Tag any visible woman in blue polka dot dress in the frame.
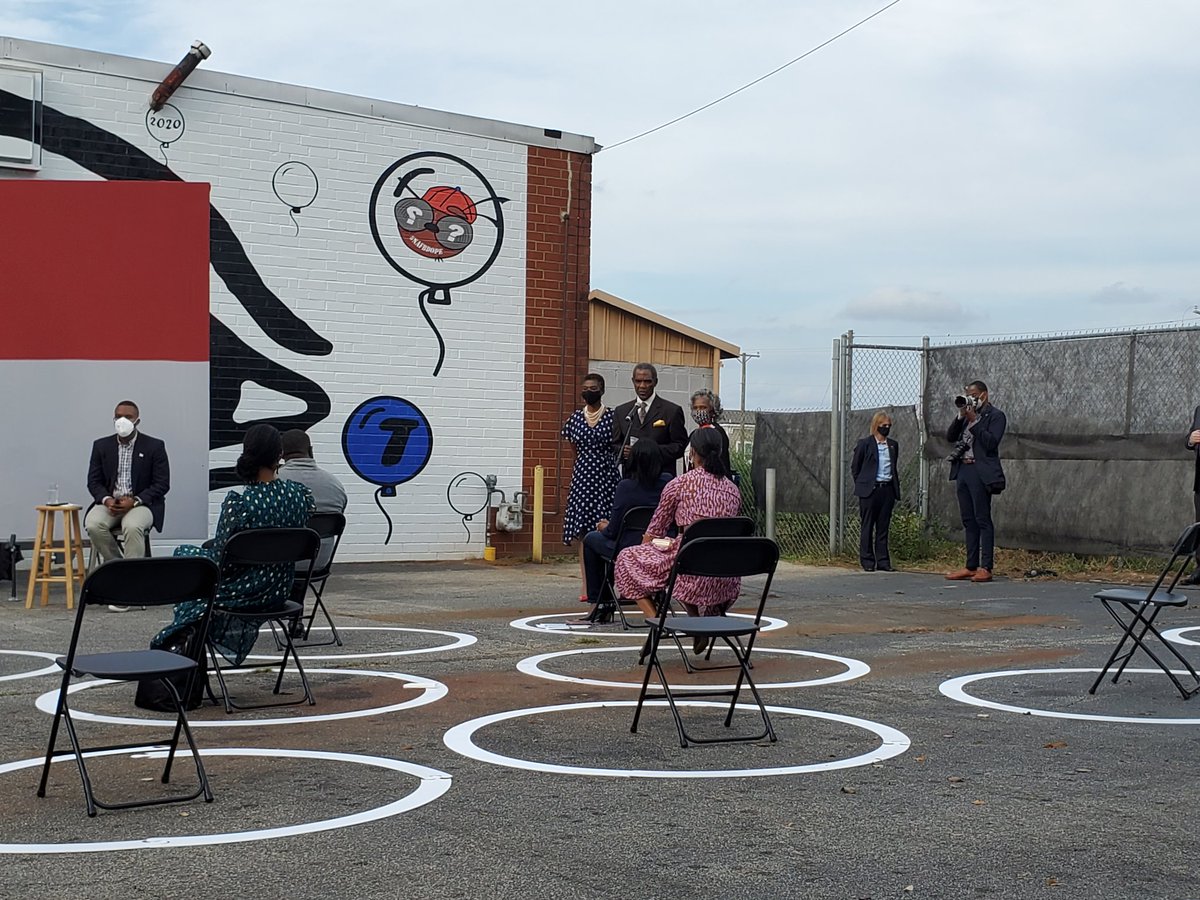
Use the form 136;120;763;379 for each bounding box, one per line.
154;424;315;665
561;373;620;600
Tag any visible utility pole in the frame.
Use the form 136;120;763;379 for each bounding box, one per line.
738;351;760;454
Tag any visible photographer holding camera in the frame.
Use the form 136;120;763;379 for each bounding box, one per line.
944;380;1006;583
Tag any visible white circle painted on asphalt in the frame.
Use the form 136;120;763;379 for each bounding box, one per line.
509;611;788;636
940;668;1200;724
35;669;447;728
516;645;870;690
245;626;476;661
0;650;60;682
0;747;451;854
1162;626;1200;647
442;700;910;778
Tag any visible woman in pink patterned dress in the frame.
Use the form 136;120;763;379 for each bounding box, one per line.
615;428;742;625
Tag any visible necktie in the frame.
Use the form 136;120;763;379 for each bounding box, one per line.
637;402;647;424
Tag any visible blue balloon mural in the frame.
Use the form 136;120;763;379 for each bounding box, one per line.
341;396;433;543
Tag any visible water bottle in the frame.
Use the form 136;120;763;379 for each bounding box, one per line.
47;483;59;505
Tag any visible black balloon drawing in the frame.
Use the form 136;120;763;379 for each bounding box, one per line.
368;152;508;376
341;396;433;544
0;89;334;489
145;103;185;165
272;161;319;235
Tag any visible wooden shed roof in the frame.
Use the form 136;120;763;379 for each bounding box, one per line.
588;289;740;360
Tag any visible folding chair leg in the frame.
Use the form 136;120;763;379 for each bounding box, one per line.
58;703;99;817
723;639;776;741
37;678;69;799
1089;601;1200;699
631;632;662;733
207;642;236;715
162;681;213;803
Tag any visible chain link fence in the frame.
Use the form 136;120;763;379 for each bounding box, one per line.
750;322;1200;559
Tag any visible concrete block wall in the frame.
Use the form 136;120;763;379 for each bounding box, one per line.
0;38;595;561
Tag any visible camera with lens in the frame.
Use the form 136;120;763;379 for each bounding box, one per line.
946;438;971;463
954;394;980;411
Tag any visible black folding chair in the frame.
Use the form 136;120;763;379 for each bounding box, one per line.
207;527;320;714
631;536;780;748
592;506;656;628
1089;523;1200;700
38;557;220;816
278;512;347;647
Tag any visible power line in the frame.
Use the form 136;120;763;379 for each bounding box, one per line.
600;0;904;153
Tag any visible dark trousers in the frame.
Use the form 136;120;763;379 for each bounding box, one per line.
858;484;896;570
955;463;994;570
1193;493;1200;561
582;530;617;604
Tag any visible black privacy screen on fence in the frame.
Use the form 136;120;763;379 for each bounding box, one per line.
750;325;1200;558
927;329;1198;555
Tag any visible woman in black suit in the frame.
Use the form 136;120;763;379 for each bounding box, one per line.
851;411;900;572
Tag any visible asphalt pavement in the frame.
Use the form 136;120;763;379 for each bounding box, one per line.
1;558;1198;899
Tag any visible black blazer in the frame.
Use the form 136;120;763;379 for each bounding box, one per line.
610;395;688;476
87;433;171;532
946;403;1006;486
1187;405;1200;492
851;436;900;500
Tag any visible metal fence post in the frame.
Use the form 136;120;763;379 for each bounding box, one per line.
838;330;853;553
829;337;842;555
918;335;930;522
765;468;776;541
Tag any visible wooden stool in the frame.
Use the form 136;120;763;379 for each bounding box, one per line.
26;504;87;610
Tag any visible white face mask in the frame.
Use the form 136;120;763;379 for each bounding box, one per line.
114;416;136;438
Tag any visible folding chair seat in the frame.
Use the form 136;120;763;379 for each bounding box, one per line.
206;527;321;714
1089;522;1200;700
38;556;220;816
632;536;780;748
283;512;347;647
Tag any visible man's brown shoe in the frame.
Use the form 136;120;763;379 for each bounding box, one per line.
944;568;976;580
970;568;993;583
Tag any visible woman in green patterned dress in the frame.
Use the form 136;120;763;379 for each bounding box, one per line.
154;423;315;665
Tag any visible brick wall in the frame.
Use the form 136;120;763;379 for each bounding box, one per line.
491;147;593;558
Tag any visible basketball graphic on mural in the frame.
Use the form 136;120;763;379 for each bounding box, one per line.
342;395;433;544
394;184;476;259
369;152;508;376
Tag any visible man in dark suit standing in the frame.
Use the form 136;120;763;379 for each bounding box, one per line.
85;400;170;566
1184;410;1200;584
944;380;1006;584
851;411;900;572
610;362;688;478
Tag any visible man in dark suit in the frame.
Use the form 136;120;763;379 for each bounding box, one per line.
610;362;688;477
851;412;900;572
85;400;171;566
944;381;1006;584
1183;410;1200;584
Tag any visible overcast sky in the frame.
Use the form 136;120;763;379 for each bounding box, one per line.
5;0;1199;410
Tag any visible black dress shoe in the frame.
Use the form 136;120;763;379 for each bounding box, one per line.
877;564;893;572
861;565;876;572
1184;570;1200;586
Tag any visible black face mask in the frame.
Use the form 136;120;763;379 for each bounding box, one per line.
581;389;602;405
878;425;891;436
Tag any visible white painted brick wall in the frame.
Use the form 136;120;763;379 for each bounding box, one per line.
2;54;532;562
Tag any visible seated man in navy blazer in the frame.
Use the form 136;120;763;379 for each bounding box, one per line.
610;362;688;478
85;400;171;565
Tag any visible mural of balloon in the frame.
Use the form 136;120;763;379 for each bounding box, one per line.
144;103;186;165
272;161;319;235
368;152;508;376
341;396;433;544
